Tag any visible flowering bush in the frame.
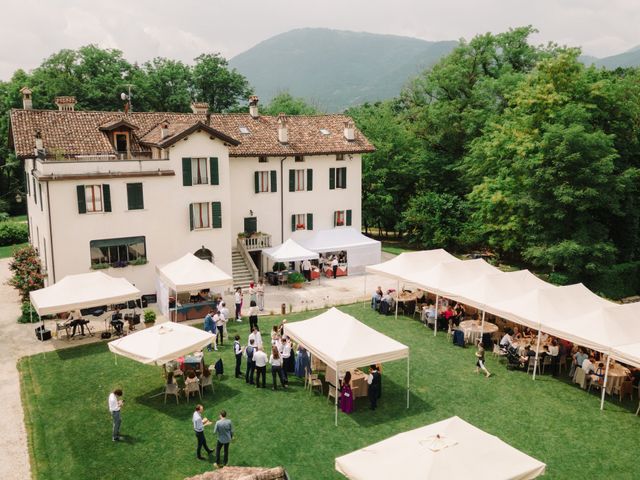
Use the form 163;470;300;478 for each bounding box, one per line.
9;245;45;302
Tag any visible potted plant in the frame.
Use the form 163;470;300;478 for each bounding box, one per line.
143;309;156;328
288;272;305;289
336;221;344;226
296;223;305;230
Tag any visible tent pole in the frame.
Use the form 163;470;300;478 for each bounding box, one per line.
434;295;439;337
600;354;610;411
394;280;399;319
335;367;339;427
363;272;367;308
114;353;117;366
480;310;485;344
533;329;541;380
406;355;410;409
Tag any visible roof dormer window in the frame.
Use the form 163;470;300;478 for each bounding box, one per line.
114;131;130;157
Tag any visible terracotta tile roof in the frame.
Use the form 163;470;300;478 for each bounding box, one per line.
9;109;374;159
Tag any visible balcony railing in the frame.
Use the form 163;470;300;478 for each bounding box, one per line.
40;150;166;162
240;233;272;251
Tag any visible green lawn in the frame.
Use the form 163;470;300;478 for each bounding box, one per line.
0;242;28;259
381;243;414;255
19;305;640;479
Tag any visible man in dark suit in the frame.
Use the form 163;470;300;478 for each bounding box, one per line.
367;365;381;410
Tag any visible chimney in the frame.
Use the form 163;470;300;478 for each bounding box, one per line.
20;87;33;110
160;121;169;140
191;102;209;114
54;96;77;111
277;113;289;144
344;120;355;141
34;130;44;157
249;95;259;119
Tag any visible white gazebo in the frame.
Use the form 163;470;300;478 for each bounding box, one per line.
155;253;233;320
29;271;141;333
284;308;409;425
335;416;546;480
108;322;215;365
263;238;319;281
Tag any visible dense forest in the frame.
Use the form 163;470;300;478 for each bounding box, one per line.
1;26;640;298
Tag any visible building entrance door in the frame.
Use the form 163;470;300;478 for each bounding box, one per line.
244;217;257;235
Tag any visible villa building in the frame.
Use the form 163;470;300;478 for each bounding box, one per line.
9;92;374;294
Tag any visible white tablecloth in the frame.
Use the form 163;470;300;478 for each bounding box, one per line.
459;320;498;345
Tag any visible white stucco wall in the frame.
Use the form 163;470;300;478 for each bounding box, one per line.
28;131;233;294
229;154;362;244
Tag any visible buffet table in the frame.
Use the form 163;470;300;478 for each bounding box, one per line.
175;300;217;322
325;366;369;398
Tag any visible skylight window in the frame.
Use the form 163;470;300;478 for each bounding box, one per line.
320;129;330;135
239;126;250;134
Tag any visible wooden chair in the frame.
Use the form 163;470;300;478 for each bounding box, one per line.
616;380;633;402
557;355;567;375
327;384;337;403
492;344;506;360
527;357;540;376
200;374;214;395
164;383;180;404
184;381;201;402
588;377;603;394
309;374;323;394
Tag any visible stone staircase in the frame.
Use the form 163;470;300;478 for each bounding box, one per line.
232;248;254;289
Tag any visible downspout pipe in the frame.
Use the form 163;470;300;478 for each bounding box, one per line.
280;156;287;244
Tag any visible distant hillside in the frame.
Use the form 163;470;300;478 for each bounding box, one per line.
230;28;457;112
582;45;640;69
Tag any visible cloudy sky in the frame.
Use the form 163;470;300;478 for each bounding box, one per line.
1;0;639;80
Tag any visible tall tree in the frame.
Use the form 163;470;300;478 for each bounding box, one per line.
192;53;253;112
262;92;319;115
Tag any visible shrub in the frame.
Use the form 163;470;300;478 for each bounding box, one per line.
9;245;44;302
586;261;640;300
0;212;9;222
144;309;156;323
0;221;29;246
287;272;305;284
18;301;39;323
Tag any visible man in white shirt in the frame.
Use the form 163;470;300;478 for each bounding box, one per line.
331;256;339;279
302;258;311;282
192;404;213;460
499;332;513;350
253;347;268;388
219;302;230;341
214;311;225;347
582;356;596;376
108;389;123;441
234;288;243;321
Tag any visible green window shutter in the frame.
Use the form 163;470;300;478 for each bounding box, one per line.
346;209;352;226
33;178;36;203
307;169;313;191
212;202;222;228
182;157;192;186
270;170;277;193
289;169;295;192
102;184;111;212
189;204;194;231
25;171;30;195
342;167;347;188
76;185;86;214
38;183;43;211
209;157;219;185
307;213;313;231
329;167;335;190
127;183;144;210
254;172;260;193
291;214;296;232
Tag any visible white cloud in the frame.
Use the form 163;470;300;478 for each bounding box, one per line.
0;0;638;80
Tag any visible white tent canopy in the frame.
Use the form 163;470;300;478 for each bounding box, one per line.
156;253;233;292
448;270;552;313
284;308;409;425
366;249;458;282
284;308;409;372
29;271;141;316
108;322;215;365
263;238;319;263
406;259;501;297
335;416;546;480
294;227;381;274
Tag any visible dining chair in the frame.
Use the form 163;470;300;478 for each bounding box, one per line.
184;381;201;402
527;357;540;376
327;385;337;404
200;375;214;395
164;383;180;405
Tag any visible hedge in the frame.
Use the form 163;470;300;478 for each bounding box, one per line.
0;221;29;246
586;261;640;300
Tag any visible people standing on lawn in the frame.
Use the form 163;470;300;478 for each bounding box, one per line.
214;309;226;347
245;338;256;385
256;278;265;311
204;309;216;352
281;336;294;382
475;339;491;378
213;410;234;468
234;287;243;322
294;345;310;378
367;365;381;410
108;388;124;441
233;335;243;378
253;346;268;388
193;404;213;460
271;325;279;345
254;325;263;350
269;345;287;390
340;371;354;413
248;300;259;332
219;302;230;343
